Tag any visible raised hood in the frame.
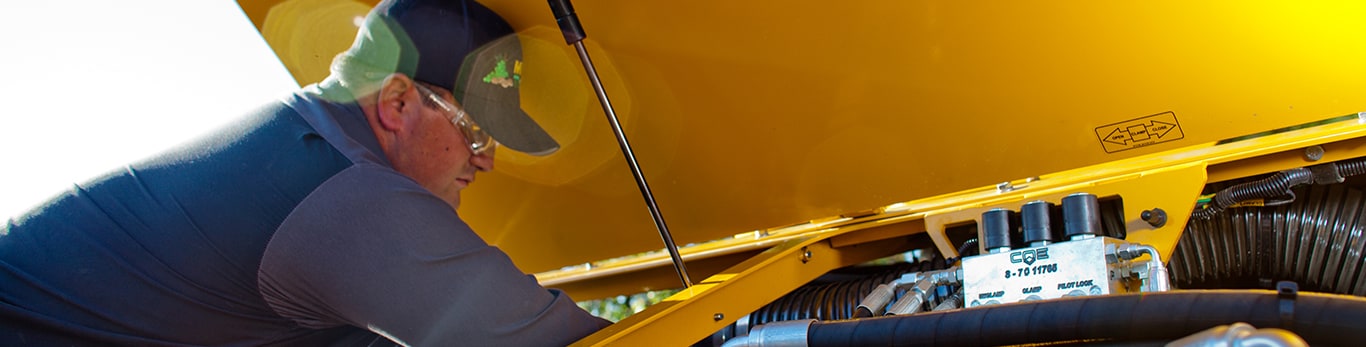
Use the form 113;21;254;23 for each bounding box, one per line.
237;0;1366;274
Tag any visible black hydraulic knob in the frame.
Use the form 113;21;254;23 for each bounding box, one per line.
1062;193;1102;239
981;208;1013;253
1021;200;1054;245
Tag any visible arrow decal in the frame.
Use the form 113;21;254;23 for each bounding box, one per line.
1104;128;1131;145
1094;112;1185;153
1150;120;1176;138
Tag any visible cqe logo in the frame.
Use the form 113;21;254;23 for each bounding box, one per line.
1010;248;1050;266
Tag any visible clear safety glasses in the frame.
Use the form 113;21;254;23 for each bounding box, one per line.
414;83;496;156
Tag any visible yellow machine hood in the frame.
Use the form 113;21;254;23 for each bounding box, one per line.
237;0;1366;275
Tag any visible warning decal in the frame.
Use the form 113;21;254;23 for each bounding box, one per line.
1095;111;1184;153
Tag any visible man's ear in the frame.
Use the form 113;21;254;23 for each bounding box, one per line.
376;74;415;131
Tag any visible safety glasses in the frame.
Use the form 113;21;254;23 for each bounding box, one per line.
414;83;496;156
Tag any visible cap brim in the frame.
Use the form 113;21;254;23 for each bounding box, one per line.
464;94;560;156
456;34;560;156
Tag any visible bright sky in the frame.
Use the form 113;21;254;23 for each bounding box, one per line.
0;1;300;219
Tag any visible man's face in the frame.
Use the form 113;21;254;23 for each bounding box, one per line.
391;82;495;208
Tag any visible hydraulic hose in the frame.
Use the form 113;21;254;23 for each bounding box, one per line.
747;261;941;326
802;290;1366;346
954;238;979;259
1193;157;1366;220
1171;184;1366;295
1338;159;1366;177
1175;157;1366;293
1193;168;1313;220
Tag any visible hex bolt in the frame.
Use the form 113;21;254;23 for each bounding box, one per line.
1305;145;1325;162
800;248;812;263
713;313;724;321
996;181;1016;193
1141;208;1168;228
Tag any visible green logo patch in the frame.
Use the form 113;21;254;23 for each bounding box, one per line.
482;57;522;88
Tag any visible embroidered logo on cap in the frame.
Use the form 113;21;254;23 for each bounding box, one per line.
483;57;522;88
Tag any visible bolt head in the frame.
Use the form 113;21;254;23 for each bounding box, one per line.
1142;208;1168;227
1305;146;1325;161
996;182;1014;192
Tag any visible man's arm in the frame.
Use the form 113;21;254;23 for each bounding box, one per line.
258;164;609;346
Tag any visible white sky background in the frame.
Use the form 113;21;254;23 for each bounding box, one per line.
0;1;300;219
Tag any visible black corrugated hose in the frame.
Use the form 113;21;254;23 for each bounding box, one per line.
805;289;1366;346
1173;157;1366;294
1193;157;1366;220
1192;168;1313;220
1171;184;1366;294
1339;158;1366;177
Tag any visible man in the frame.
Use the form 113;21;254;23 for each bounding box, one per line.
0;0;610;345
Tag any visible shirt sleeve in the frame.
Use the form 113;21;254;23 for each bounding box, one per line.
258;164;610;346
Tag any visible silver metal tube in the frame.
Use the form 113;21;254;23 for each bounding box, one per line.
721;319;814;347
855;284;895;316
572;41;691;288
1239;331;1312;347
885;278;934;315
1138;245;1171;292
932;290;963;311
1165;322;1307;347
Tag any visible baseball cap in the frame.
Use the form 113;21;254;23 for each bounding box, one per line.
343;0;559;155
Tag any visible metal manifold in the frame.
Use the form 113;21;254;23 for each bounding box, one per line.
964;193;1170;307
722;192;1181;347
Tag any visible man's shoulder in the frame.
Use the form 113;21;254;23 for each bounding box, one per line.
312;164;426;201
284;164;454;226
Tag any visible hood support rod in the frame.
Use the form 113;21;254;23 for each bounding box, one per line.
548;0;692;289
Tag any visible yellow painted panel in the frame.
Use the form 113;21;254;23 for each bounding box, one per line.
239;0;1366;273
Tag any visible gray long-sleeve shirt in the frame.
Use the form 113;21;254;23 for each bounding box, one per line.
0;80;609;346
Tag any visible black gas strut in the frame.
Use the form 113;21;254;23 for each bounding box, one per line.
548;0;692;289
